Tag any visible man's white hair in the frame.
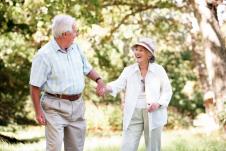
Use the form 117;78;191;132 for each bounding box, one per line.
52;14;76;38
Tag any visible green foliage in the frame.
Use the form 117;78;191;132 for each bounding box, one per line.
0;32;35;125
107;105;122;131
0;0;206;126
167;107;192;129
85;103;122;134
157;50;204;117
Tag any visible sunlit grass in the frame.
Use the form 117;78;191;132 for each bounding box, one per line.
161;129;226;151
0;126;226;151
0;140;46;151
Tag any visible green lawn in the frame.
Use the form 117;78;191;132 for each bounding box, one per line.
0;126;225;151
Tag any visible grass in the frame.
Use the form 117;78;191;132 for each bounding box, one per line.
0;126;226;151
161;129;226;151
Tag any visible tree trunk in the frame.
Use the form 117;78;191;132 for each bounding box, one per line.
191;33;210;92
191;0;226;112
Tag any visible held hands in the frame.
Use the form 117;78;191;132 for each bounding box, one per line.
96;81;112;97
96;79;106;96
147;103;161;112
96;85;106;96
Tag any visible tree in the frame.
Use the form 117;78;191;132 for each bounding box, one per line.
0;0;205;126
189;0;226;113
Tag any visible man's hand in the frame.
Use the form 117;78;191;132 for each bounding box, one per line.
30;85;46;125
86;70;107;96
147;103;161;112
96;79;106;96
36;110;46;125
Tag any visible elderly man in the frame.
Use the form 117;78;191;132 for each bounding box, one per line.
29;14;104;151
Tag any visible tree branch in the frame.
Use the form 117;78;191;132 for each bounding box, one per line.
102;5;157;42
102;1;148;8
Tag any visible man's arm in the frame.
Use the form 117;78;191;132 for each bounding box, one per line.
86;69;105;96
30;85;46;125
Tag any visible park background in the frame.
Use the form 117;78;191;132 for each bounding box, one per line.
0;0;226;150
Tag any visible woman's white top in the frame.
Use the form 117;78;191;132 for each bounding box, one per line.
108;63;172;131
136;78;147;108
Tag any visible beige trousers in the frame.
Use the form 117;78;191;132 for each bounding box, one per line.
121;108;162;151
41;94;86;151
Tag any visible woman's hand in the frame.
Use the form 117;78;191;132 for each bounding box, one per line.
147;103;161;112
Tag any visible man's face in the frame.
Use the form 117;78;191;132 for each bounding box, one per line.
63;24;78;48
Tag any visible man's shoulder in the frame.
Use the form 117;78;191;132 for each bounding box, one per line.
71;43;79;49
38;41;53;54
32;41;54;62
71;43;83;54
35;41;56;59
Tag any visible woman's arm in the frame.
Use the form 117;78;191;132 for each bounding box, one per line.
107;68;128;97
158;66;173;107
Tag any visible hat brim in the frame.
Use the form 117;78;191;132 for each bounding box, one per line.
132;42;155;56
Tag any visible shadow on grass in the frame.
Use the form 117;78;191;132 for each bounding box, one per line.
0;133;44;144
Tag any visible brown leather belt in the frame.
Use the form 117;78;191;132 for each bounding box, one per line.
46;92;81;101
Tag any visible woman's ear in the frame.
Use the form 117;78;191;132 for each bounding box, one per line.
148;52;152;58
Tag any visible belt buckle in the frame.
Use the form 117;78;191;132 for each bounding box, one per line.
59;94;63;99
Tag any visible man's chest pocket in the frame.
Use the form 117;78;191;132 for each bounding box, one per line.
71;56;84;73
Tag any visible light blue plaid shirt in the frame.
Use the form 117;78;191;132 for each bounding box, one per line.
29;38;92;95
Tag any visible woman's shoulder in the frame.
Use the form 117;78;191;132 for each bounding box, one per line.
150;63;167;74
124;63;138;71
151;63;164;69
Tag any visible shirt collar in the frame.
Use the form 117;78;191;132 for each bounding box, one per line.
148;63;155;72
51;38;62;52
51;38;72;53
134;63;155;73
134;63;139;72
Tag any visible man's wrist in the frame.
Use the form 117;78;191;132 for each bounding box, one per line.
95;77;101;83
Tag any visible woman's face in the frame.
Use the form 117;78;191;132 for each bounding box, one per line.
133;45;152;64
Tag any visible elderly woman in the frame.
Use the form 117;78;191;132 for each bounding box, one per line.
105;38;172;151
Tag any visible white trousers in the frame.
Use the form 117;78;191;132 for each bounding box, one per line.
41;94;86;151
121;108;162;151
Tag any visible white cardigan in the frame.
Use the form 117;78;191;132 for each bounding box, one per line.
108;63;172;131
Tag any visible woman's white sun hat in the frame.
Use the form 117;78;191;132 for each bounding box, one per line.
131;37;156;56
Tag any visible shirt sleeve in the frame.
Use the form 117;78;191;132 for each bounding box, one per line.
29;53;50;88
108;68;127;97
76;44;92;75
158;66;173;107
